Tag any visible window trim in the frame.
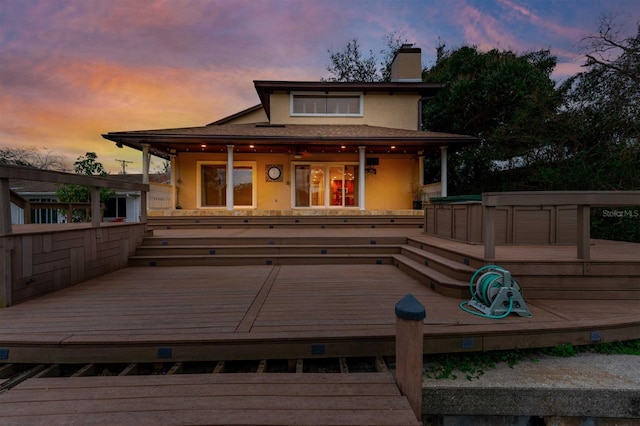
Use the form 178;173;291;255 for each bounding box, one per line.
290;91;364;117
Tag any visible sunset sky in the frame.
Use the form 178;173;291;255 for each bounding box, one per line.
1;0;638;174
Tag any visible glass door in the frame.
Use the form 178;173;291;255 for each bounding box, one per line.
329;166;343;206
294;163;358;208
199;162;255;208
311;166;326;207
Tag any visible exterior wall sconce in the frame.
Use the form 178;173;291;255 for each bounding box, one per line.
365;157;379;174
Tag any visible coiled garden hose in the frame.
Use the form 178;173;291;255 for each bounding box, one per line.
459;264;519;319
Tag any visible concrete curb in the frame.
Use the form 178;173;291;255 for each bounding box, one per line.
422;353;640;419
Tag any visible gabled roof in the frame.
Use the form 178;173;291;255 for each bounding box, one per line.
253;80;444;119
207;104;263;125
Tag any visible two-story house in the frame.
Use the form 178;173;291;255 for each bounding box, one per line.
103;45;477;215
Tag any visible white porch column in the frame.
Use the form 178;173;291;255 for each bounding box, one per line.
358;146;366;211
141;144;150;185
440;146;448;198
226;145;234;210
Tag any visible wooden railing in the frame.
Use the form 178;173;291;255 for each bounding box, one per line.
9;192;97;225
0;164;149;236
483;191;640;260
1;164;150;307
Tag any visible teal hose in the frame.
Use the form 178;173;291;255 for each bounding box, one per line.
460;264;515;319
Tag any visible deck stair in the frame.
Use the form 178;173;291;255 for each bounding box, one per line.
130;231;475;299
147;215;424;230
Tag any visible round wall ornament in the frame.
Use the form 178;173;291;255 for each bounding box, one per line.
266;164;283;182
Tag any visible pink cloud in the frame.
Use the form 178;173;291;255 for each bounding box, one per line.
497;0;587;42
449;2;525;52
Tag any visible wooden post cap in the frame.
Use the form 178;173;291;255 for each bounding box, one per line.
395;294;426;321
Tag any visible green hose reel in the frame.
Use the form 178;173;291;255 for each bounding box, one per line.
459;265;532;319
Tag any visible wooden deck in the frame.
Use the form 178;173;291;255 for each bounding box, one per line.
0;372;420;425
0;252;637;363
0;224;638;425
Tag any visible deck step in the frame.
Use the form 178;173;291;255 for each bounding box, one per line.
139;236;409;246
147;215;424;230
400;245;476;282
406;237;485;269
129;253;397;267
392;254;470;299
134;244;400;257
131;234;475;299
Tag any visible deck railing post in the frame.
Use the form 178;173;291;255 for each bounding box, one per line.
0;178;12;236
577;204;590;260
395;294;426;421
483;205;496;259
91;187;101;228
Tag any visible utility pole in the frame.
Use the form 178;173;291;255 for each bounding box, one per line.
115;159;133;175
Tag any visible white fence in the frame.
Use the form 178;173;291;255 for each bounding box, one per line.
149;182;172;209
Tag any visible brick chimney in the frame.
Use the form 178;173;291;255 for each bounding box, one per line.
390;44;422;82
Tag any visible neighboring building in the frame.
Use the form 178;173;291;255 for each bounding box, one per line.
9;174;162;224
103;45;478;214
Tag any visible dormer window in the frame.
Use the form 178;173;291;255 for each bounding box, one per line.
291;92;363;116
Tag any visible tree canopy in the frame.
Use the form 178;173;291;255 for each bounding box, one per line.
324;32;408;82
422;46;562;193
328;19;639;240
552;16;640;191
0;146;68;170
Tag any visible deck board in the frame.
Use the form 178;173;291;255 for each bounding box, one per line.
0;372;420;426
0;264;637;360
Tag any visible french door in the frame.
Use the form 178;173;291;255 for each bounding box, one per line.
294;164;358;208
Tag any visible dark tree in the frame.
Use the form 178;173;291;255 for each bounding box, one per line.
422;46;561;194
324;32;409;82
0;146;68;170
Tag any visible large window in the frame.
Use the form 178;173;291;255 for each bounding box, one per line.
294;163;358;208
198;162;256;208
291;93;362;116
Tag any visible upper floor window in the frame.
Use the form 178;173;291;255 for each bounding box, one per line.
291;92;362;116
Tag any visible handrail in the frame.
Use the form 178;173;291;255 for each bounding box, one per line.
483;191;640;207
482;191;640;260
1;164;149;236
0;164;148;191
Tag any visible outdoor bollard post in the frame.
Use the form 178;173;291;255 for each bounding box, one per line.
395;293;426;421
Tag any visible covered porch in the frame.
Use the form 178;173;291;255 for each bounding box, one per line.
105;124;475;214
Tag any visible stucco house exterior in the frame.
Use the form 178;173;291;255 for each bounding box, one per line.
103;45;478;215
